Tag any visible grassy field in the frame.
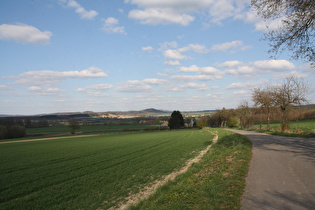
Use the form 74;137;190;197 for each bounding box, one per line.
26;124;160;135
0;129;216;209
132;129;252;209
252;119;315;138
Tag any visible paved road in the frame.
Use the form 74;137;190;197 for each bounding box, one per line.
225;129;315;210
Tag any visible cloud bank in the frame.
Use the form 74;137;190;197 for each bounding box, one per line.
0;23;52;44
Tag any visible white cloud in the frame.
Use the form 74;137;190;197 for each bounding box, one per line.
125;0;249;26
61;0;98;20
28;86;63;96
179;44;209;53
128;8;195;26
237;9;284;32
143;78;168;85
233;90;249;95
172;64;225;82
225;82;256;89
220;59;295;78
211;40;251;52
89;84;113;90
272;71;309;81
162;43;209;63
179;65;223;75
13;67;108;86
185;82;209;90
218;60;244;68
0;85;12;90
165;82;209;92
171;75;216;81
164;49;187;60
0;23;52;44
208;0;235;24
116;80;152;92
253;60;295;70
102;17;127;35
125;0;211;12
159;41;178;51
142;46;153;53
164;60;181;66
83;84;114;91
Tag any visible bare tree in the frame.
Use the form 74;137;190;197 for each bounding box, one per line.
251;0;315;64
237;100;254;129
252;87;273;130
271;74;310;132
69;119;80;134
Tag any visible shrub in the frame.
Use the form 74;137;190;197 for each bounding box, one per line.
0;125;8;139
8;125;26;138
228;117;240;128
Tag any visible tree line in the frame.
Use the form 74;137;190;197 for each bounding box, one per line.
0;118;50;139
197;75;312;132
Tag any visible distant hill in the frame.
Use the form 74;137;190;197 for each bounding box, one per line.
142;108;171;113
0;108;217;119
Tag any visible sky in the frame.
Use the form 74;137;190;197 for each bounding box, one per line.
0;0;314;115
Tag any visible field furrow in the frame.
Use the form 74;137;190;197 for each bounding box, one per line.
0;129;214;209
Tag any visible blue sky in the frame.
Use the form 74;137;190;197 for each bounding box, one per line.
0;0;314;115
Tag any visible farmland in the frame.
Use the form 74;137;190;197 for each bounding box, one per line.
1;129;217;209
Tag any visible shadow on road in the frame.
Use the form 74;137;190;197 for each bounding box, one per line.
246;190;315;209
244;132;315;164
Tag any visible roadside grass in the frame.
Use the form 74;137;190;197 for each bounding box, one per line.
131;129;252;209
249;119;315;138
0;129;214;209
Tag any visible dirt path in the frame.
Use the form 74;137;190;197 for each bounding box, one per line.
113;130;218;210
0;134;100;144
225;129;315;210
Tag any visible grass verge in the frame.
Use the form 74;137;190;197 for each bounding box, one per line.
131;128;252;209
244;119;315;138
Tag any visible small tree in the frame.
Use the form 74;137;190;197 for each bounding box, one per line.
271;75;310;132
252;87;273;130
237;100;254;129
168;110;185;129
69;119;80;134
196;116;209;129
227;116;240;128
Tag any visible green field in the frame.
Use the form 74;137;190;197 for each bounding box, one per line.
26;124;160;135
0;129;215;209
253;119;315;137
133;129;251;209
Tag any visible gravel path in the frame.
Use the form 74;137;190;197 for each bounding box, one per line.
226;129;315;210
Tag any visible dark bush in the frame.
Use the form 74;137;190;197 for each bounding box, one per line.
0;125;8;139
8;125;26;138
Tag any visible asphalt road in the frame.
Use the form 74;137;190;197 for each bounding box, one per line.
225;129;315;210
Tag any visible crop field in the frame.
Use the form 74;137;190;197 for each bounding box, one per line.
0;129;214;209
26;124;160;135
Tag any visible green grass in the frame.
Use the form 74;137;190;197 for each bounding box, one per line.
26;124;160;135
131;129;252;209
252;119;315;138
0;129;214;209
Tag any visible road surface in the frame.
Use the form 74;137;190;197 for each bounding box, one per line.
226;129;315;210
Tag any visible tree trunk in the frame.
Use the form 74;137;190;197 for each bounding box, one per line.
267;108;270;131
260;112;262;130
281;109;286;132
